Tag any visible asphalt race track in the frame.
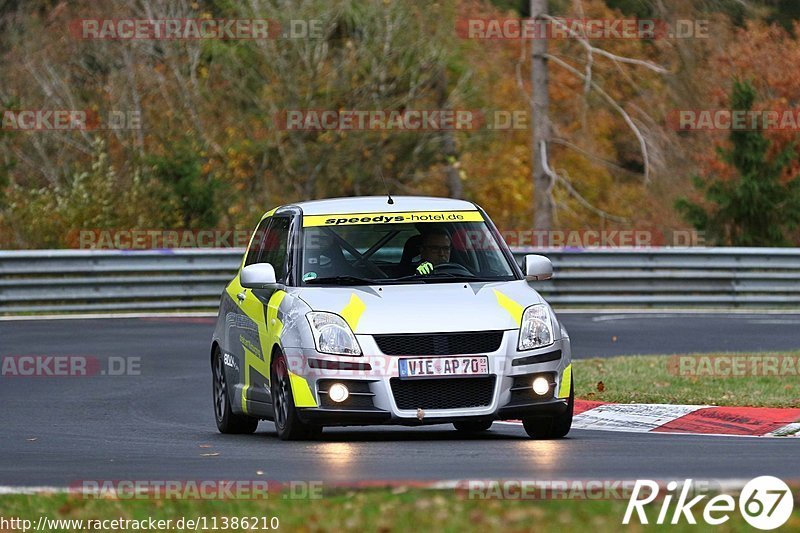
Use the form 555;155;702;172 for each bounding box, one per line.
561;312;800;357
1;313;799;487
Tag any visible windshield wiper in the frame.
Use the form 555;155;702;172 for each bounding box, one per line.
421;274;505;283
304;275;376;285
385;272;506;283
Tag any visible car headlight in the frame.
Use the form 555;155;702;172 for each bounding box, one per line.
306;312;362;356
518;304;554;351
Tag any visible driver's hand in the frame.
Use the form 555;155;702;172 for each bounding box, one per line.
416;261;433;275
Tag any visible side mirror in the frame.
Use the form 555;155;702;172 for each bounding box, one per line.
240;263;278;289
523;254;553;281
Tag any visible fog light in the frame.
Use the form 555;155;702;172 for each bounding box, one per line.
328;383;349;403
532;377;550;396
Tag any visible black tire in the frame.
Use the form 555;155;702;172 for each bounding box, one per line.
212;348;258;434
453;420;493;433
522;380;574;439
271;352;323;441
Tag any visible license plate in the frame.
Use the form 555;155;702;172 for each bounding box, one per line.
398;356;489;379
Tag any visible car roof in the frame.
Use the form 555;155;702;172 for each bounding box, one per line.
277;196;479;216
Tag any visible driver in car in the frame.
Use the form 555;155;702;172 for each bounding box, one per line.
416;229;452;275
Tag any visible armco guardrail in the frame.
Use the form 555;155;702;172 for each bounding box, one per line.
1;248;799;314
522;247;800;307
0;249;239;314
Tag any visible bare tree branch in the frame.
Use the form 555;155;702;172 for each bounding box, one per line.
541;140;628;223
550;137;642;176
541;14;670;74
546;53;653;184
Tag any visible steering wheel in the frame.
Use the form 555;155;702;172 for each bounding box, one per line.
431;262;473;276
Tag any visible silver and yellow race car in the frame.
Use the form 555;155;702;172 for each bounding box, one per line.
210;196;573;440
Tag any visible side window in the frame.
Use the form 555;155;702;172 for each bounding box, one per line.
260;216;291;282
244;218;270;267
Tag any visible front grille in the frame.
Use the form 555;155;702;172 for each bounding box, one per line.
374;331;504;356
390;376;496;410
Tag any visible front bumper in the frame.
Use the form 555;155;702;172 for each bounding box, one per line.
297;398;568;426
284;332;572;426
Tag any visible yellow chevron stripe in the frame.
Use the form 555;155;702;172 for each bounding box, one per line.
493;289;524;327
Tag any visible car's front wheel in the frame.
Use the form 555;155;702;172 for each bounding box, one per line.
522;381;574;439
271;352;322;441
213;348;258;434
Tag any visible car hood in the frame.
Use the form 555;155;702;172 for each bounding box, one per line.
294;280;546;334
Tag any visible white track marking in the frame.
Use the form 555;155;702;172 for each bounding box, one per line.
571;403;708;432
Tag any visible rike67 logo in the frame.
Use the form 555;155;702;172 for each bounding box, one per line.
623;477;794;530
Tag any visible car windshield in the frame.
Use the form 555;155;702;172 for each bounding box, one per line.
299;213;516;285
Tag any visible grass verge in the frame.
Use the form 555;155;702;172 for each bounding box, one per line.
573;352;800;407
1;489;799;532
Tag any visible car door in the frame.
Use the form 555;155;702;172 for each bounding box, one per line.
228;214;292;413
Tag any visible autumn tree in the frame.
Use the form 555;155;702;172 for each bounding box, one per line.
676;80;800;246
3;0;800;247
